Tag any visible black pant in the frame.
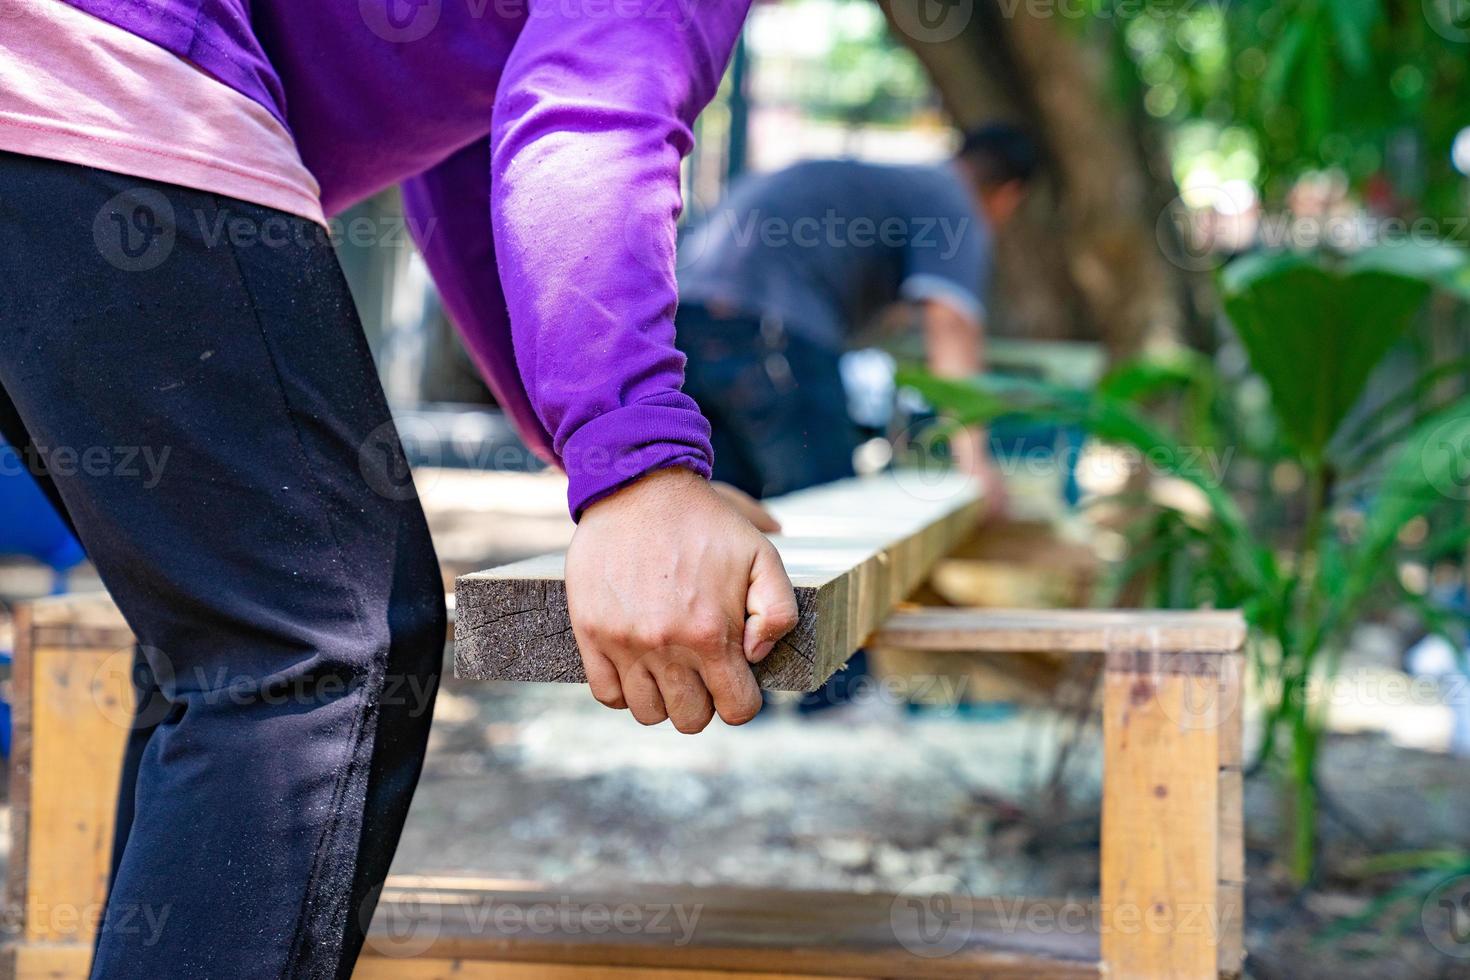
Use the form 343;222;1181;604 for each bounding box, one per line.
0;153;444;978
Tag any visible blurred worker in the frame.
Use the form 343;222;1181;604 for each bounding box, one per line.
677;125;1038;511
0;1;789;976
675;127;1036;713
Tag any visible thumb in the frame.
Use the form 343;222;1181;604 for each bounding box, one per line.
743;541;799;663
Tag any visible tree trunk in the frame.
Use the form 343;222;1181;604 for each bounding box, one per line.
877;0;1201;358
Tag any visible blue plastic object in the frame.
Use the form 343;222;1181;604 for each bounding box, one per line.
0;439;85;758
989;418;1087;508
0;440;85;590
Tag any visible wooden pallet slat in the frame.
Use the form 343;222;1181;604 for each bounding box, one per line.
364;878;1100;980
454;474;984;691
874;608;1247;655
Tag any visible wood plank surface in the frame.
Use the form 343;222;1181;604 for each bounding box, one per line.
454;474;983;691
875;608;1246;655
358;960;853;980
364;877;1100;980
8;601;133;949
3;945;863;980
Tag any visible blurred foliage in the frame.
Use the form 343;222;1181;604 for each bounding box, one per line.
901;241;1470;881
1094;0;1470;222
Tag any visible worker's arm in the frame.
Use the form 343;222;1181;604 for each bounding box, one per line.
407;0;796;733
922;297;983;379
920;299;1007;516
897;177;1004;514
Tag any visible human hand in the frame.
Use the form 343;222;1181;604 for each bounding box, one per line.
564;467;800;732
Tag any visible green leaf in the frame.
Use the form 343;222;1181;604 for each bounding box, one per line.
1337;395;1470;611
1317;867;1463;945
1262;16;1309;111
1300;28;1331;149
1338;356;1470;454
1099;351;1222;448
1419;521;1470;563
1218;247;1463;460
1345;240;1470;287
893;370;1022;424
1097;352;1209;403
1327;0;1378;76
1352;850;1470;877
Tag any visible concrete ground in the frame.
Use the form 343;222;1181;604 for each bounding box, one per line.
393;678;1103;896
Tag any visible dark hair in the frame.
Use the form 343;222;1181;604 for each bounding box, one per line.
958;123;1040;186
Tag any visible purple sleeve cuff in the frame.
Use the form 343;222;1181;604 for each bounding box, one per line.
562;399;714;519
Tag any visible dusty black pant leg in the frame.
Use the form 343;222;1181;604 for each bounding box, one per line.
0;387;159;908
0;385;156;923
0;154;444;979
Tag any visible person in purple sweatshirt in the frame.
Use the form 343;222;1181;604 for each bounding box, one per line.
0;0;796;975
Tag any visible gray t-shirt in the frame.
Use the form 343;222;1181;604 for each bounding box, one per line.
677;159;989;350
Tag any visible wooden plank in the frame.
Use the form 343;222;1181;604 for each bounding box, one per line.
22;592;131;652
1216;652;1247;978
1214;881;1245;980
4;944;92;980
454;475;982;691
1217;769;1244;888
9;603;132;949
2;877;1102;980
1099;647;1242;979
0;944;863;980
357;960;851;980
20;593;128;631
4;944;857;980
874;608;1247;655
6;603;34;941
365;878;1101;979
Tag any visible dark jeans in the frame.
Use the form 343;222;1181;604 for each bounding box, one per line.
0;153;444;978
677;303;866;711
676;303;858;499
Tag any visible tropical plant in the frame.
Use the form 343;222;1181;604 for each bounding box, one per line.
900;242;1470;881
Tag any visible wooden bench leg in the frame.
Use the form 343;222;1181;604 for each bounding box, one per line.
1100;639;1244;979
5;599;134;977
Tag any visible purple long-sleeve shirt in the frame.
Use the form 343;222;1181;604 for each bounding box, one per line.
68;0;745;517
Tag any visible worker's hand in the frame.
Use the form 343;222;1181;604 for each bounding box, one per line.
710;481;782;534
950;425;1008;522
565;467;800;733
973;452;1010;523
